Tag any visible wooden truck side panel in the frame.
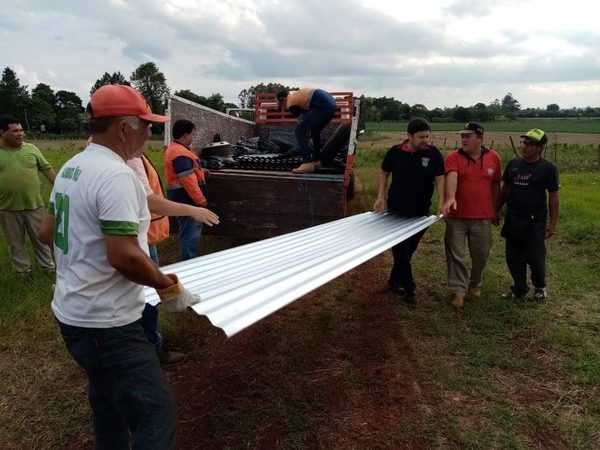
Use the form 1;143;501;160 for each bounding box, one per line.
207;170;345;239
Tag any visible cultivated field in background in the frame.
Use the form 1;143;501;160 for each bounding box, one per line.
367;119;600;134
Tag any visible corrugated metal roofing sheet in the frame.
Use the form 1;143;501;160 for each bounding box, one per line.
144;212;441;337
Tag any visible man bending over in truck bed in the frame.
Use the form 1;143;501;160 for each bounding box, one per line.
277;88;337;174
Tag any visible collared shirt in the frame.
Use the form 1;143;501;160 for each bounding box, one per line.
381;140;444;217
444;147;502;219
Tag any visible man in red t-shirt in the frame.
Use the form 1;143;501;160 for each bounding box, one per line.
442;122;501;308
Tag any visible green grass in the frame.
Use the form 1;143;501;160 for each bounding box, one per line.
367;119;600;133
1;137;599;448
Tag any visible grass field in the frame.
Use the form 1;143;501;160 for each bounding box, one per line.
1;136;599;448
367;119;600;133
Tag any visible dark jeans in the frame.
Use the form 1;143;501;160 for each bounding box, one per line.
177;215;202;261
295;106;336;163
505;224;546;296
389;229;427;295
141;303;162;350
58;320;176;450
143;244;162;350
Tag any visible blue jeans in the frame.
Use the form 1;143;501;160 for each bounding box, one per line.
57;319;176;449
178;215;202;261
148;244;159;265
141;303;162;350
295;106;336;163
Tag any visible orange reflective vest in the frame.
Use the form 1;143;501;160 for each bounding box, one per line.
142;154;170;245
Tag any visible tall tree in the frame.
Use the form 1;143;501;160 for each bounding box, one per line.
54;90;84;133
0;67;29;125
501;93;520;119
130;62;169;115
32;83;55;105
238;82;297;109
28;83;57;131
90;71;130;96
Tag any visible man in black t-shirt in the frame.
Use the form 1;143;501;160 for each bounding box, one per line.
374;118;445;304
496;128;560;301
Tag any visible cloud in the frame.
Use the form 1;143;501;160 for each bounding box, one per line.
442;0;494;17
3;0;599;109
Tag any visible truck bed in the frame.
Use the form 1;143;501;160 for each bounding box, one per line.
207;169;346;239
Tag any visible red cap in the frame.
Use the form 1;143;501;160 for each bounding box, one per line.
88;84;169;123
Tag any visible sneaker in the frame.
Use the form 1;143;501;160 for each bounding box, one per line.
501;290;524;300
291;162;315;174
532;288;547;302
158;350;186;365
468;286;481;298
451;294;465;308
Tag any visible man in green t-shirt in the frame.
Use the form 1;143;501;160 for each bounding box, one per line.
0;115;56;274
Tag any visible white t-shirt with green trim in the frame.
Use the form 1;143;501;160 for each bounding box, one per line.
49;144;150;328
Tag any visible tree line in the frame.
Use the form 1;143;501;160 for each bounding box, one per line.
1;61;598;136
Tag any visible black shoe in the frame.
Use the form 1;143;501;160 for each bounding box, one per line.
403;293;417;305
387;280;406;297
501;289;524;300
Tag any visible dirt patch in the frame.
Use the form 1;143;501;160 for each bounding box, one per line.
525;426;570;450
168;254;442;449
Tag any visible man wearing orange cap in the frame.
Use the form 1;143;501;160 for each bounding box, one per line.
40;84;199;448
496;128;559;301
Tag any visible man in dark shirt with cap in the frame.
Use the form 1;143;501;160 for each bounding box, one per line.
496;128;559;301
374;118;445;304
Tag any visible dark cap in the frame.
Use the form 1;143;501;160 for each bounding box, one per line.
459;121;484;134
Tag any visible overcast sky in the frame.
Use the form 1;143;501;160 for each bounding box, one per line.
2;0;599;109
